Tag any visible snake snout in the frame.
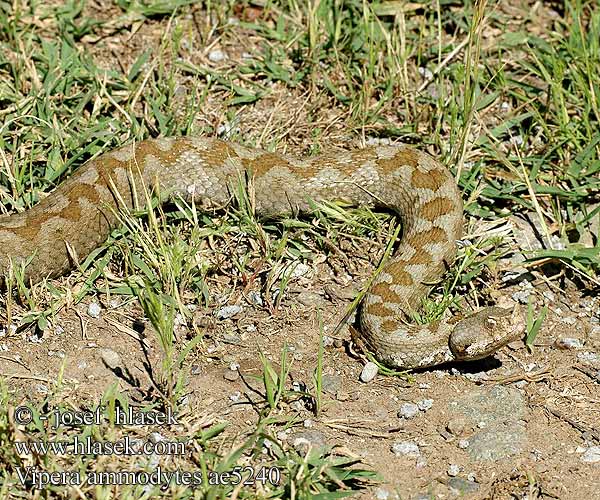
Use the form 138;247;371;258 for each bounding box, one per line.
449;306;525;361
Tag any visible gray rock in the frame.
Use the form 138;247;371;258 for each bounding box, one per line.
321;374;342;395
248;291;263;306
447;477;479;494
398;403;419;419
391;441;420;458
292;430;327;456
466;423;526;460
291;263;311;278
578;352;599;364
555;337;584;350
297;291;324;307
417;399;434;411
581;446;600;463
448;386;527;461
221;332;243;345
217;305;243;320
448;385;526;425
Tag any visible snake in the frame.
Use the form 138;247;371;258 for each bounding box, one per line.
0;137;523;369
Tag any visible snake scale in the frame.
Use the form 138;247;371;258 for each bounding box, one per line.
0;137;523;369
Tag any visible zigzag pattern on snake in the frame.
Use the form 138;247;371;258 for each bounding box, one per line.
0;137;523;369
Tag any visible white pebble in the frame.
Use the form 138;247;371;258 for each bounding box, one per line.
291;263;310;278
229;391;242;402
360;362;378;382
458;439;470;449
555;337;584;350
391;441;421;457
208;49;226;62
447;464;460;476
87;302;101;318
418;67;433;79
417;399;434;411
581;446;600;463
398;403;419;419
217;305;243;320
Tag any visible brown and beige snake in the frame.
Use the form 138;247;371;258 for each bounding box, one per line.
0;137;523;369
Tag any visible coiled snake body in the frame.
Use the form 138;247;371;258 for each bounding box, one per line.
0;138;522;369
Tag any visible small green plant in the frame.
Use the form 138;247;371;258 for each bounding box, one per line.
525;300;547;352
259;347;291;414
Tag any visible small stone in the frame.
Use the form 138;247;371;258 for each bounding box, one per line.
36;384;49;394
448;477;479;494
229;391;242;402
221;332;242;344
276;430;290;442
336;390;350;402
208;49;226;62
174;313;186;327
322;335;334;347
391;441;420;458
100;349;121;369
581;446;600;463
321;374;342;395
577;352;599;363
291;263;311;278
375;488;391;500
398;403;419;419
248;291;263;306
458;439;470;449
447;417;468;436
418;66;433;79
87;302;101;318
360;362;378;382
292;430;326;455
148;432;164;444
223;368;239;381
555;337;584;350
417;399;434;411
217;305;243;320
297;291;323;307
440;429;453;441
512;289;532;304
190;364;201;375
447;464;460;477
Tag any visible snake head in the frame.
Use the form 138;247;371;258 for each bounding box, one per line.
449;306;525;361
